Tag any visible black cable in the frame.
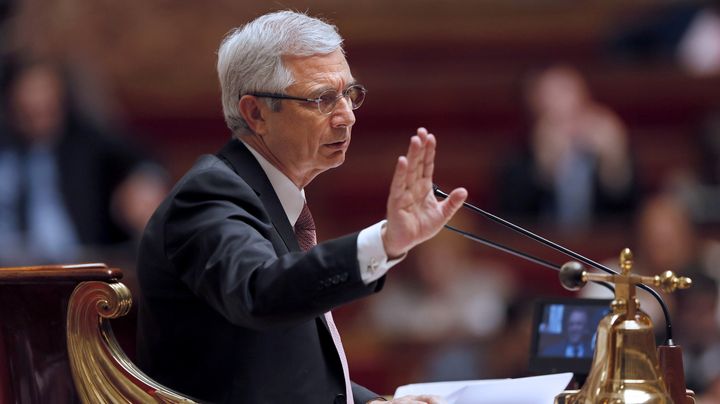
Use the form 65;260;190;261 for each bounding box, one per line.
435;185;673;343
444;224;615;293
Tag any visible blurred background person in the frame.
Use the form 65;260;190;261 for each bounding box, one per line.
676;1;720;77
499;65;638;230
635;193;720;399
0;58;168;266
0;0;14;101
609;0;720;77
581;194;704;330
664;111;720;225
674;272;720;402
635;194;706;278
364;225;514;383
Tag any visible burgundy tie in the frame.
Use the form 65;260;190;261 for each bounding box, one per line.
293;203;353;403
294;203;317;252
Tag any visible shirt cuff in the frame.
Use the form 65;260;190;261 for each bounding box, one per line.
357;220;406;284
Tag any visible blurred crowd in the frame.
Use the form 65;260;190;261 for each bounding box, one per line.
2;1;720;402
354;60;720;402
0;57;168;267
354;3;720;398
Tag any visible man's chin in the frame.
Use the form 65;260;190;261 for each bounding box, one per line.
323;152;345;171
328;153;346;169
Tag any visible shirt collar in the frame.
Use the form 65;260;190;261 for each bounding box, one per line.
241;139;305;226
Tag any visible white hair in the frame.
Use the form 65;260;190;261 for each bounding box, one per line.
217;10;344;134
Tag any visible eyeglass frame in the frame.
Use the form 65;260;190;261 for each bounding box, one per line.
243;84;367;115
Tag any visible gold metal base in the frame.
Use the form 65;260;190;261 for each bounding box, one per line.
67;281;196;403
555;249;693;404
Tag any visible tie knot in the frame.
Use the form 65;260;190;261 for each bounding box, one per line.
294;203;316;251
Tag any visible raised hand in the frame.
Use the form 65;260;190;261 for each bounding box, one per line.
382;128;468;258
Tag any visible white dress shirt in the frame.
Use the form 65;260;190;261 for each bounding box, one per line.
243;141;402;284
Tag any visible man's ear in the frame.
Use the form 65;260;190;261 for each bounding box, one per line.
238;95;268;135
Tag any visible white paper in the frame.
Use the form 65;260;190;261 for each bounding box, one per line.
394;372;573;404
394;379;503;398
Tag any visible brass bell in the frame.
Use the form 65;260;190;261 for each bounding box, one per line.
556;248;692;404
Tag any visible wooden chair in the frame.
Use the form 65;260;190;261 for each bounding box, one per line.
0;263;196;403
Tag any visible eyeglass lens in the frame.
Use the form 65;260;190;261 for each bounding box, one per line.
317;85;366;114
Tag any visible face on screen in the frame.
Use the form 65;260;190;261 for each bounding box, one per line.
566;309;590;345
530;299;612;374
537;303;609;359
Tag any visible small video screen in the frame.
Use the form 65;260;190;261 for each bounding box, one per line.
529;298;611;375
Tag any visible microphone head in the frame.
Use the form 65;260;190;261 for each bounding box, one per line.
560;261;587;291
432;184;448;198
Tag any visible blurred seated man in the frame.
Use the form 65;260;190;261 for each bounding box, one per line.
674;272;720;398
499;65;637;229
580;193;713;346
136;10;466;404
635;194;705;277
0;59;167;265
366;229;513;381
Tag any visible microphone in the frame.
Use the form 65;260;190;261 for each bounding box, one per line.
433;184;675;344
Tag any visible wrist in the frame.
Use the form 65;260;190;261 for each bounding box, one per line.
380;222;406;259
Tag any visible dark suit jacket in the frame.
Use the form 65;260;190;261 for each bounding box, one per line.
498;146;638;223
0;119;147;247
137;139;383;403
55;120;147;245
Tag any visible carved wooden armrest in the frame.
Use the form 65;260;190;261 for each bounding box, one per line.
67;281;197;403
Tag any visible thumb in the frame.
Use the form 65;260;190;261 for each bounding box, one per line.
440;187;468;219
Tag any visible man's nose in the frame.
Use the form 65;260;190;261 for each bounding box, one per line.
331;96;355;127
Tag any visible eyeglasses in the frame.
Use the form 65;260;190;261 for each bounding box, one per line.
246;84;367;115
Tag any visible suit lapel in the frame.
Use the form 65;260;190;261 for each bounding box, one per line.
217;139;301;253
217;140;332;331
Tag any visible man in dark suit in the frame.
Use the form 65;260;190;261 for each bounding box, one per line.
543;308;594;358
136;10;467;404
0;59;166;265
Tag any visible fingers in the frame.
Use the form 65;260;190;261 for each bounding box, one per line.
422;133;436;180
389;156;409;198
397;128;429;194
440;187;468;219
409;128;435;200
415;395;447;404
391;127;438;201
391;394;447;404
408;129;426;186
415;128;435;183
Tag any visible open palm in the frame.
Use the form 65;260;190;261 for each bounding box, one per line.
382;128;467;258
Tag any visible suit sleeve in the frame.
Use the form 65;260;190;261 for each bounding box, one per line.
353;382;385;403
162;166;381;330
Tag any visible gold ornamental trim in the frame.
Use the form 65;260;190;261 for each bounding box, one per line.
67;281;196;403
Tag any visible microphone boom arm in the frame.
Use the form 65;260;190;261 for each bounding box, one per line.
444;224;615;293
433;184;675;343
